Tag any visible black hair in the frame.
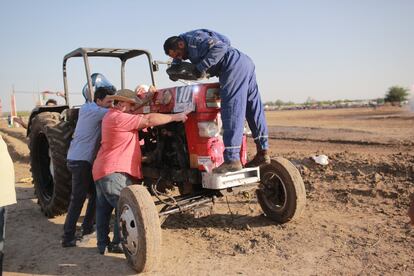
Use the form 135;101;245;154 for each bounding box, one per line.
45;99;57;105
94;86;116;102
163;36;183;55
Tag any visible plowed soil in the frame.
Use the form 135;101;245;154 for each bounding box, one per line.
1;106;413;275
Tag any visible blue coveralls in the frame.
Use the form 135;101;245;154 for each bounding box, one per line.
179;29;269;162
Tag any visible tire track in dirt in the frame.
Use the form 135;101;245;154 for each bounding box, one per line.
266;124;414;147
268;135;394;146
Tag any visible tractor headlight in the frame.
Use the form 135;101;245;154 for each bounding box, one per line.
198;121;220;137
206;88;221;108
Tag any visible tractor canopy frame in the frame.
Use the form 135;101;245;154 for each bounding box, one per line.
62;47;158;106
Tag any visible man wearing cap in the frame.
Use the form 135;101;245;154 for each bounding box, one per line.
92;89;189;255
163;29;270;173
61;86;115;248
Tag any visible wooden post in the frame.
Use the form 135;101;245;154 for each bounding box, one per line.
10;86;19;127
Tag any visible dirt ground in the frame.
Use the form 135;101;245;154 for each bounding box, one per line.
1;106;413;275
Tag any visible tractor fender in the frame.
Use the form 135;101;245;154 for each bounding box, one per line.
26;105;69;136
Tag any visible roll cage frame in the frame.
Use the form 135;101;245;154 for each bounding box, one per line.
62;47;158;105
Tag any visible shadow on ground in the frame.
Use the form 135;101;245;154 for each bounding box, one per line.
3;186;136;276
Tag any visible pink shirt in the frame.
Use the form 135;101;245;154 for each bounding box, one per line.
92;109;143;181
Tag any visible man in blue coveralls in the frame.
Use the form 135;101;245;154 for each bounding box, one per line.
164;29;270;173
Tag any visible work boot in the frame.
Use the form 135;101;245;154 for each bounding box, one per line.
61;238;76;248
77;227;96;243
245;150;271;168
212;160;243;174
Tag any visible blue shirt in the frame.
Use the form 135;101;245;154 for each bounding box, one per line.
178;29;231;76
67;102;108;164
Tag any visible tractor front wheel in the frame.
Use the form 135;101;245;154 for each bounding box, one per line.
118;185;161;273
256;157;306;223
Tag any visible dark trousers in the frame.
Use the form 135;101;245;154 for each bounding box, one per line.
0;207;5;276
62;160;96;242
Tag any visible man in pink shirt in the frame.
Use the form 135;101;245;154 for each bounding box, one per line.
92;89;188;254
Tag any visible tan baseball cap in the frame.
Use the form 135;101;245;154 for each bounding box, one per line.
108;89;141;104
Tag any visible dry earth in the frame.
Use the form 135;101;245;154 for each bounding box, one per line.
1;106;413;275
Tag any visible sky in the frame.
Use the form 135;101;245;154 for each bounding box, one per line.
0;0;413;111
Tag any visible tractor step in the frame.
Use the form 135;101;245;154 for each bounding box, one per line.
202;167;260;190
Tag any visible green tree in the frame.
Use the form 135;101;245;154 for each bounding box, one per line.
384;86;409;103
275;99;284;107
304;96;316;106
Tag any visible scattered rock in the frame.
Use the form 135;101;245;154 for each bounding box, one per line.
373;173;383;183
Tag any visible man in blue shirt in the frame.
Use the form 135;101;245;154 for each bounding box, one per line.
164;29;270;173
61;85;116;248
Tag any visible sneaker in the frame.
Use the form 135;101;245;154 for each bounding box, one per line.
245;150;271;168
61;239;76;248
212;160;242;174
108;242;124;254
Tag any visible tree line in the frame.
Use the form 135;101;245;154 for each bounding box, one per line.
265;86;410;107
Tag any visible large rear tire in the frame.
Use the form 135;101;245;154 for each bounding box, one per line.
29;112;74;217
256;157;306;223
118;185;161;273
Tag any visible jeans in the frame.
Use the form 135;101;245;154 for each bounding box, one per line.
62;160;96;242
0;207;6;275
95;173;133;252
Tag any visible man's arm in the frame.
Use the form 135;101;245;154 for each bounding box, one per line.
195;31;230;73
138;112;188;129
13;117;28;129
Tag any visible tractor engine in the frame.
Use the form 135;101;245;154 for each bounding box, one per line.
140;122;190;183
137;83;247;193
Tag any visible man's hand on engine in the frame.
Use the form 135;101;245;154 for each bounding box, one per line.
193;68;206;79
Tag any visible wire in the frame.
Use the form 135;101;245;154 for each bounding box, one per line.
151;176;181;210
225;196;234;216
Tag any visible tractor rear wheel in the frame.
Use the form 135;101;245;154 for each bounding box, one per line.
256;157;306;223
29;112;74;217
118;185;161;273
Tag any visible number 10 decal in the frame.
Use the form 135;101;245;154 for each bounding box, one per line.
173;86;195;112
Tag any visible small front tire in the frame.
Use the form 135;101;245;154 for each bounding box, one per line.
118;185;161;273
256;157;306;223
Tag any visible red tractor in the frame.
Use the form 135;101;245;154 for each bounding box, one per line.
26;48;306;273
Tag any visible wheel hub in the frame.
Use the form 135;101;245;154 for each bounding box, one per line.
120;204;139;255
262;172;287;210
